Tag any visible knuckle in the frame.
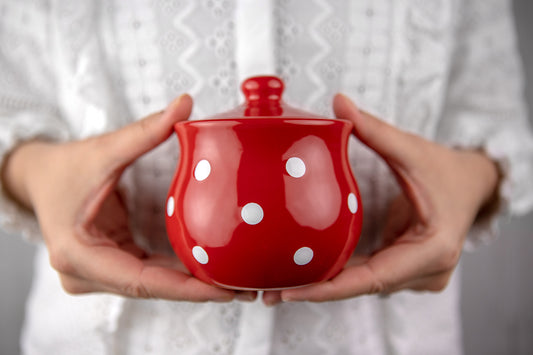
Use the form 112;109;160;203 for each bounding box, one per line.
121;267;153;299
48;247;75;275
369;278;387;295
408;273;452;293
426;275;452;292
363;264;387;295
122;280;152;299
59;277;85;295
435;240;461;273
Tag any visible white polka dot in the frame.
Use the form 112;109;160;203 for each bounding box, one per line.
192;246;209;264
241;203;264;225
348;193;358;214
286;157;306;178
294;247;314;265
194;159;211;181
166;196;175;217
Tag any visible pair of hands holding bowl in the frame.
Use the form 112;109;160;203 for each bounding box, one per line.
2;94;499;305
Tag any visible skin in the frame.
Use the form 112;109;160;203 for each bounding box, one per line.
2;94;499;305
1;94;254;302
262;94;500;305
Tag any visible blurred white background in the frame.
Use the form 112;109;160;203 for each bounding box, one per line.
1;1;532;354
460;0;533;354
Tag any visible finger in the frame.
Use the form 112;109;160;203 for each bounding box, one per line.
280;260;385;302
281;232;442;302
76;95;193;227
333;94;425;169
103;94;193;167
394;270;452;293
71;242;235;302
116;240;147;259
333;94;434;222
235;291;259;302
381;195;412;246
262;291;282;306
58;274;113;295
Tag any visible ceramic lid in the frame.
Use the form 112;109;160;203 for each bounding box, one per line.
208;76;325;119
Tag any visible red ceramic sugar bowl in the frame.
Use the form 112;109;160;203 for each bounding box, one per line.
165;76;363;290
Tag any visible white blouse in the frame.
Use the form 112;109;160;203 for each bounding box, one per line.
1;0;532;354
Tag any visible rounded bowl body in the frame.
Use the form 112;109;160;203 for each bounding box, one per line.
165;117;363;290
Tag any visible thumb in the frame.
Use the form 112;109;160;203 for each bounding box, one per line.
333;93;434;222
333;93;423;169
103;94;193;168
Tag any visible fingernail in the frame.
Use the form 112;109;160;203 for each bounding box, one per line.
281;294;295;303
263;299;277;307
160;95;184;116
161;96;179;116
213;293;235;303
171;94;192;109
339;93;360;112
236;292;256;302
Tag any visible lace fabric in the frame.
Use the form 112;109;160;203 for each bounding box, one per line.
0;0;71;242
1;0;532;354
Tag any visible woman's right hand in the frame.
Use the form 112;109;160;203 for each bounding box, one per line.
2;95;252;302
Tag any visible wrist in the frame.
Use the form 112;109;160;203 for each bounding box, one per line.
1;140;56;209
459;149;501;219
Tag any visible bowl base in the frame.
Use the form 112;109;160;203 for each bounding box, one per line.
212;280;317;291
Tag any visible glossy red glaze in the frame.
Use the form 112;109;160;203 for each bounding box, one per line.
165;76;363;290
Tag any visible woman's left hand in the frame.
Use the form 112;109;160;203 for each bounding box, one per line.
263;94;499;305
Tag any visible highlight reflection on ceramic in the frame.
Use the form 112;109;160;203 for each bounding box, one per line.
165;76;363;290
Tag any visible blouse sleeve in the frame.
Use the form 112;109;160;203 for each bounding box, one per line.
0;1;70;242
436;0;533;249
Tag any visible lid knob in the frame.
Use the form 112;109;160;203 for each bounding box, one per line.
242;76;284;116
